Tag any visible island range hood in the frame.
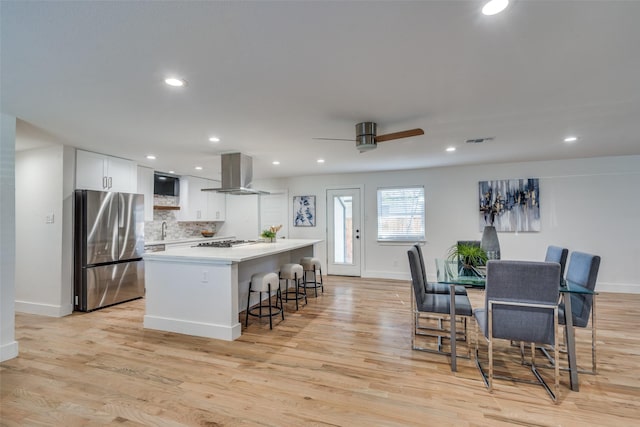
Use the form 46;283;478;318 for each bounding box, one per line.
202;152;269;195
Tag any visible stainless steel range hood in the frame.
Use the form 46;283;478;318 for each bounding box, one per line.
201;153;269;195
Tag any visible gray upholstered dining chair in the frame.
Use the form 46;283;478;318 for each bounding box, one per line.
474;260;561;402
545;246;568;282
414;244;467;295
408;246;472;356
560;251;600;374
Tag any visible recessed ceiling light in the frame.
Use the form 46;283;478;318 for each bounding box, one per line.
164;77;186;87
146;154;156;160
317;159;325;163
564;136;578;143
446;147;456;152
209;136;220;143
482;0;509;16
168;170;175;174
194;166;203;170
272;161;280;165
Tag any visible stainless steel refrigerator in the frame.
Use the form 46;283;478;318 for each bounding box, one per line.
74;190;145;311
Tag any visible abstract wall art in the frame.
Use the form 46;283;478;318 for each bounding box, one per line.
293;195;316;227
479;178;540;232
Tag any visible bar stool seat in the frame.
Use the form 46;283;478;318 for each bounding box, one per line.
280;263;307;310
300;257;324;297
245;272;283;329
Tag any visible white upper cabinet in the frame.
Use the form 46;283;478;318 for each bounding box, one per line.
136;166;154;222
207;184;226;221
76;150;137;193
179;176;225;221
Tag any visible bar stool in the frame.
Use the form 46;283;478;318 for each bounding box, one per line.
300;257;324;297
280;263;307;310
245;272;283;329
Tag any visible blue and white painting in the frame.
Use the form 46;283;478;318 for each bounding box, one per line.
479;178;540;232
293;195;316;227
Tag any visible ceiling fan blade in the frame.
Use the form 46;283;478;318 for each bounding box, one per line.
312;137;356;142
375;128;424;143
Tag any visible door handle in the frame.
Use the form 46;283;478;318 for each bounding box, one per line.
103;176;108;189
108;177;113;189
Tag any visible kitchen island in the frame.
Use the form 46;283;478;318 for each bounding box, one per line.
142;239;322;340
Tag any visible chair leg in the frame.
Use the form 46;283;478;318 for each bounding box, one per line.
592;297;597;374
268;286;273;329
245;284;251;327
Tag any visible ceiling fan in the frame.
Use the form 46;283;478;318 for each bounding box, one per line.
314;122;425;153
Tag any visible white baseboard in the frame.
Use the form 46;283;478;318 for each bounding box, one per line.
143;315;241;341
0;340;19;362
15;300;72;317
595;282;640;294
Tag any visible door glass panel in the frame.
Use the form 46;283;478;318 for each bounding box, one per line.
333;195;353;264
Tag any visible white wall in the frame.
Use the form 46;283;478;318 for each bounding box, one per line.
1;113;19;361
217;194;260;240
256;155;640;293
15;145;74;316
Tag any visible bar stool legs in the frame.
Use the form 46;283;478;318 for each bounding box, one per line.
300;257;323;297
280;263;306;310
245;272;283;329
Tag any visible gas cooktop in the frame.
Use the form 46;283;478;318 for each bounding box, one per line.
194;240;258;248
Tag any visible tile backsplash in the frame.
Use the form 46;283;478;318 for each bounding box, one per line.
145;195;220;241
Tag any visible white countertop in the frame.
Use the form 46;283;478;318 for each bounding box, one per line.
143;239;322;263
144;235;234;246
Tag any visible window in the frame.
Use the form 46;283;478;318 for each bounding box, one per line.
377;186;425;242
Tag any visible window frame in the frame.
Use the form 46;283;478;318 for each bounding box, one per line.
376;185;426;243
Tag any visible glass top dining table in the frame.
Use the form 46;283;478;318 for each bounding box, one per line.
435;258;597;391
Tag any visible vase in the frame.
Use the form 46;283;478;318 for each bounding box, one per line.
481;225;501;260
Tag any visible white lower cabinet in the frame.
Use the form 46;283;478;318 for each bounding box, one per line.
76;149;137;193
179;176;225;221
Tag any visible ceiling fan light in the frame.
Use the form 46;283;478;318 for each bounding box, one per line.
357;143;377;153
482;0;509;16
356;133;377;152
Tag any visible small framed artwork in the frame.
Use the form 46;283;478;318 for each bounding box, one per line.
293;195;316;227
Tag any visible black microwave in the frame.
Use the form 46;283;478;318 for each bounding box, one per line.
154;173;180;197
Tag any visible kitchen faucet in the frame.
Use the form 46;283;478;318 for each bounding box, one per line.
161;221;167;241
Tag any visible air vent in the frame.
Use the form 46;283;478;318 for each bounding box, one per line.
465;137;495;144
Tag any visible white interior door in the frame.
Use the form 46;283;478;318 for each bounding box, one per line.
327;188;361;276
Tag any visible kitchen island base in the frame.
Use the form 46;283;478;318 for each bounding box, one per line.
143;239;320;340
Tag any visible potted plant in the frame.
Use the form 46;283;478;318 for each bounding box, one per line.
260;225;282;242
447;242;488;277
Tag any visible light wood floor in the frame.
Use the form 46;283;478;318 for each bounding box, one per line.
1;277;639;426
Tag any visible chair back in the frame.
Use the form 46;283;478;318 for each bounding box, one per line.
414;244;427;287
407;247;426;304
565;251;600;327
483;260;560;345
545;246;569;279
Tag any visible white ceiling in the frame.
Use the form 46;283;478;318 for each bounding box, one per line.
2;1;640;181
